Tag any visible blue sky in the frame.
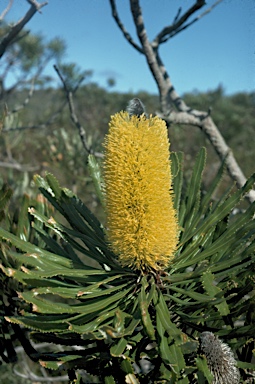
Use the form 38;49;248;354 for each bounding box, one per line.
4;0;255;95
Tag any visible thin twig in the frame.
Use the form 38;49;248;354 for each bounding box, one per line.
9;80;35;114
109;0;143;53
0;0;14;21
152;0;206;48
54;64;103;158
0;0;48;59
153;0;223;46
0;161;40;172
2;98;67;132
13;366;69;382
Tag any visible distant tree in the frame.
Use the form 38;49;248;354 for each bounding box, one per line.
106;77;116;88
0;24;66;99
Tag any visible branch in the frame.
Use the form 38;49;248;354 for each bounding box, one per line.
0;0;14;21
109;0;143;53
159;110;255;203
0;161;39;172
130;0;168;108
2;98;67;132
128;0;255;203
9;80;35;114
0;0;48;59
152;0;206;47
13;366;69;383
129;0;187;114
152;0;223;48
54;65;103;158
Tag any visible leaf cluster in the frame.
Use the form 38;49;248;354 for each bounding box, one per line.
0;148;254;382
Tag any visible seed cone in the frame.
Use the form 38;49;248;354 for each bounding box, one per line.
200;331;240;384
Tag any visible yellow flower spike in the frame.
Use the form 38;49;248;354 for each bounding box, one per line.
103;111;178;271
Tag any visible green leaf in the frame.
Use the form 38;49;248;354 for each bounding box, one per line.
200;155;226;214
171;151;183;212
20;285;134;314
195;356;213;383
45;172;63;199
179;148;206;229
169;286;214;303
104;376;117;384
202;271;230;315
156;309;185;375
154;290;182;343
168;342;186;374
5;314;69;332
120;359;134;374
0;227;72;268
138;277;155;340
185;148;206;214
88;154;105;206
15;194;31;241
110;337;127;356
237;360;255;370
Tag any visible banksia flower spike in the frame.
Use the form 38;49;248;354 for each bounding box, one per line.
102;105;178;271
200;332;240;384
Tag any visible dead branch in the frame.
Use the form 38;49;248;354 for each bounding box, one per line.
0;0;14;21
152;0;223;47
159;110;255;202
109;0;143;53
2;80;84;133
2;98;67;132
0;161;39;172
111;0;255;203
9;80;35;114
0;0;48;59
54;64;103;159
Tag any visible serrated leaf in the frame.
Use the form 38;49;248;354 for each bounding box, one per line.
45;172;63;199
202;271;230;315
195;356;213;383
179;148;206;230
0;184;13;212
120;359;134;374
168;342;186;373
104;376;117;384
154;291;182;342
200;155;226;213
0;227;72;268
138;277;155;340
156;309;185;375
169;286;214;303
16;194;30;241
171;151;183;212
110;337;127;356
20;285;134;314
5;315;69;332
88;154;104;206
237;360;255;369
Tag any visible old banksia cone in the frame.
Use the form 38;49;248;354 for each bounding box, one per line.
103;108;178;271
200;332;240;384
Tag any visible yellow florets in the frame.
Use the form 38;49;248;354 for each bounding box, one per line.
103;111;178;271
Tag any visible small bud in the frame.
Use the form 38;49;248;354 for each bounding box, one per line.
200;331;240;384
126;98;146;117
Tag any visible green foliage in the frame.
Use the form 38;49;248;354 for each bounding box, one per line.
0;149;254;382
0;23;66;92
